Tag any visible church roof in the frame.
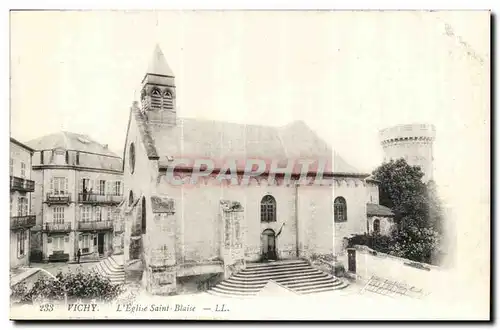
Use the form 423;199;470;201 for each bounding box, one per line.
366;203;395;217
146;44;174;77
130;104;367;176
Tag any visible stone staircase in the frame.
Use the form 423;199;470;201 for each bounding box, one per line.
207;259;348;297
92;254;125;285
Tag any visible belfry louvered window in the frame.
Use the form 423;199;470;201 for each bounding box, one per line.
150;88;162;110
164;90;173;109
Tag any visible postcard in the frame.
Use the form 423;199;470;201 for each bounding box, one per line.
8;10;490;321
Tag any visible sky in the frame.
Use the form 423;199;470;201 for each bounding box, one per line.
10;11;490;204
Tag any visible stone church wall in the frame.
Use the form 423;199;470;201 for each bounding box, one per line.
333;179;368;254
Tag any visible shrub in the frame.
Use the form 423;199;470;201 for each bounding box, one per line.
333;262;345;277
11;269;124;304
347;234;393;254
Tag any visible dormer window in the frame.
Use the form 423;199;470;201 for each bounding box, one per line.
53;149;66;165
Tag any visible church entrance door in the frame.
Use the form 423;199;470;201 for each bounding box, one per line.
261;229;277;261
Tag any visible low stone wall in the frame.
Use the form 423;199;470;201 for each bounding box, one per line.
339;245;446;293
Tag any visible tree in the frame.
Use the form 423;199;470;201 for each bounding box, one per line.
372;159;444;264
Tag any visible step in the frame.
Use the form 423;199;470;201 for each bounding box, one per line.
276;274;333;286
210;287;257;296
96;263;125;280
232;269;322;280
245;260;308;269
241;262;309;273
219;280;268;289
104;258;124;271
216;282;265;292
226;272;328;286
293;281;346;292
286;278;340;289
299;282;350;294
206;290;253;299
235;268;317;278
108;256;125;269
101;260;125;275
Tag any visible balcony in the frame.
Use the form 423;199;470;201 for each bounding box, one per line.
10;176;35;192
77;220;113;231
78;193;122;205
46;193;71;205
11;215;36;230
42;222;72;232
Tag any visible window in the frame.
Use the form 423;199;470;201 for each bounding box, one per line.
141;197;146;234
10;196;13;216
17;197;28;216
129;190;134;206
52;236;64;252
95;206;102;221
65;151;69;164
81;206;91;222
373;219;381;235
99;180;106;195
54;150;65;164
129;143;135;174
17;230;27;257
10;159;13;175
40;151;44;164
76;152;80;165
260;195;277;222
51;177;68;195
151;88;162;109
114;181;122;196
334;197;347;222
164;90;173;109
20;162;26;178
81;234;90;253
53;207;65;223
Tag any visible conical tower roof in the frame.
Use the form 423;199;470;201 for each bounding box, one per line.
146;44;174;77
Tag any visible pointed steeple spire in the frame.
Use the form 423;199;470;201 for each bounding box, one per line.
146;44;174;77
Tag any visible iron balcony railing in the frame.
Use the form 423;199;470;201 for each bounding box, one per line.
77;220;113;231
10;176;35;192
46;193;71;204
10;215;36;229
43;222;72;232
78;193;122;204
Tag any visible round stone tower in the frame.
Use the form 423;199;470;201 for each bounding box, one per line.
379;124;436;182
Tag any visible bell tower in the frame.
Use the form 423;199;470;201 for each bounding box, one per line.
140;44;177;125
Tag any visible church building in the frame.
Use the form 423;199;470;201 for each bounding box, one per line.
122;45;394;295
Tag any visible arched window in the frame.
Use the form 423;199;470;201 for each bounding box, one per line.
150;88;162;109
373;219;381;235
163;90;173;109
128;190;134;206
260;195;276;222
129;143;135;174
334;197;347;222
141;197;146;234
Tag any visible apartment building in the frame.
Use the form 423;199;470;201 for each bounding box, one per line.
10;138;36;268
27;131;123;262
